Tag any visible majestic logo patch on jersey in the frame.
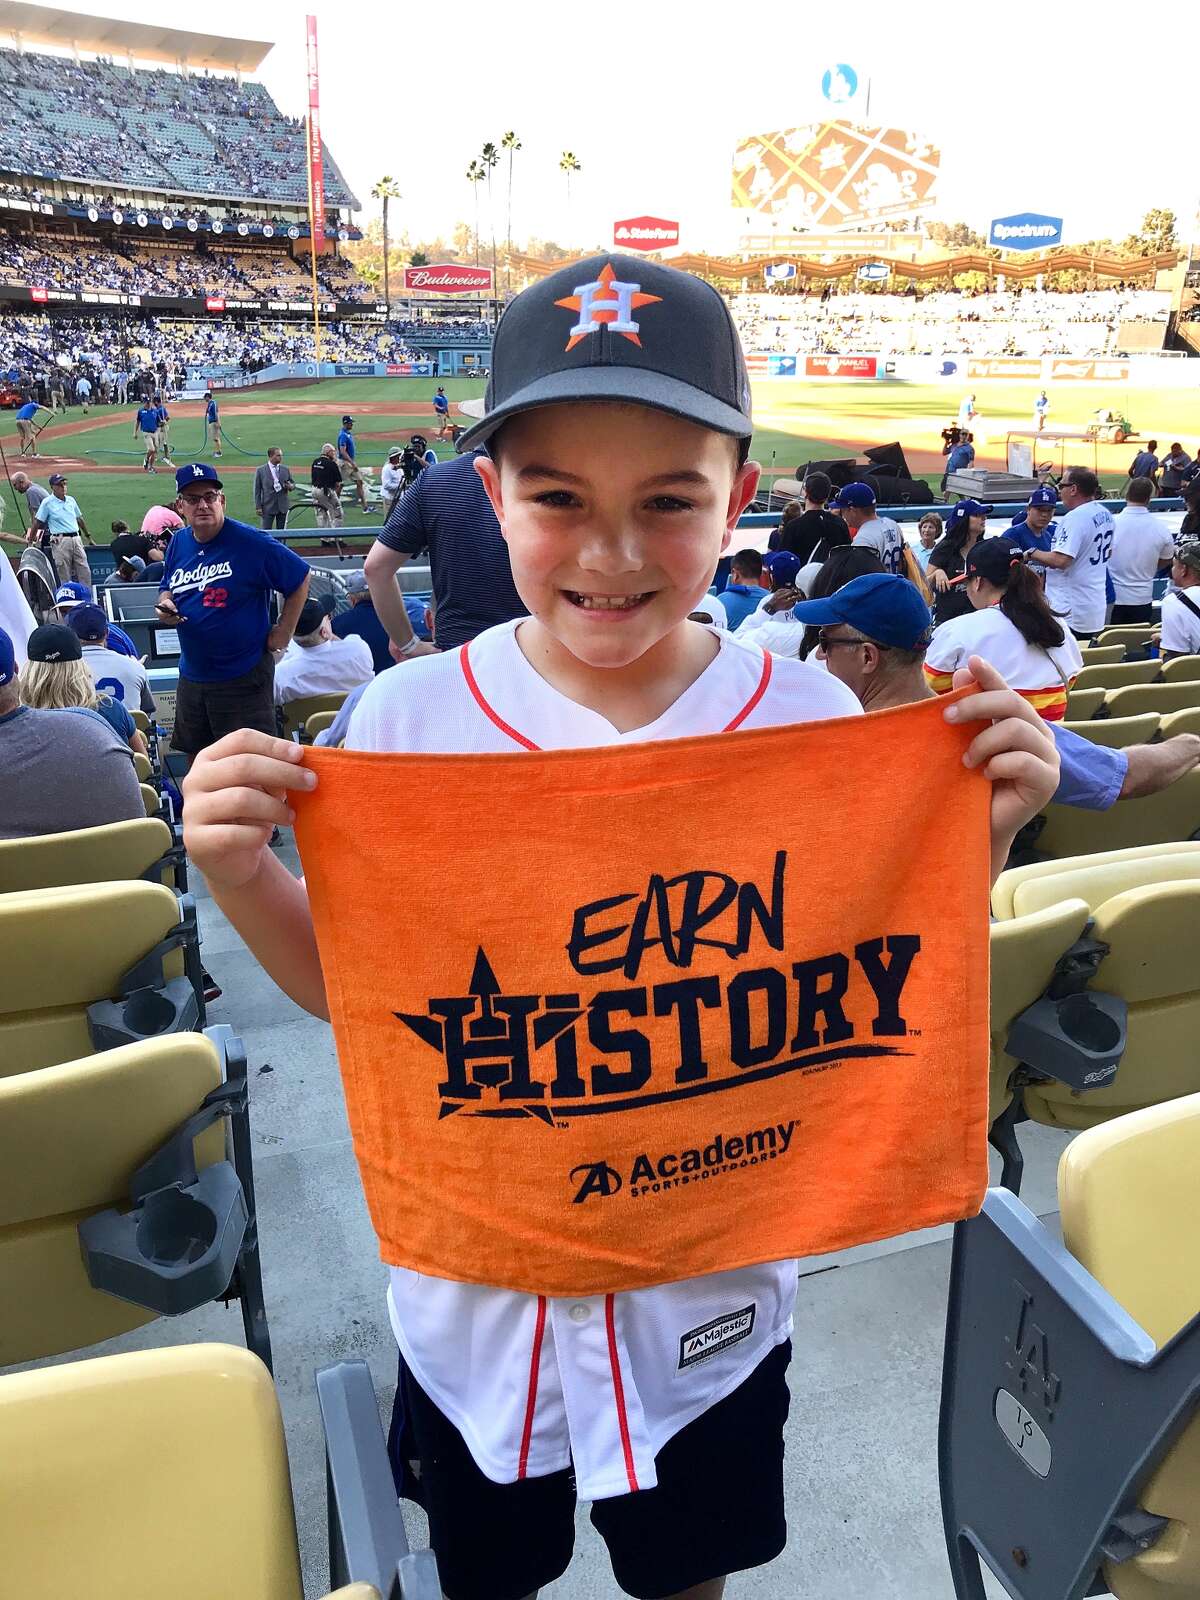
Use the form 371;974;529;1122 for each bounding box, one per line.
393;851;922;1124
555;262;663;352
678;1305;756;1370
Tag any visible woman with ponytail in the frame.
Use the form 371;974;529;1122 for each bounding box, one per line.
923;536;1082;719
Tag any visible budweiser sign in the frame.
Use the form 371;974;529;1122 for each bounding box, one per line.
403;264;493;293
614;216;680;251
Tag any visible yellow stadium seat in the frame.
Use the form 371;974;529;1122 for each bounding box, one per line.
0;1031;270;1365
1058;713;1160;748
305;709;339;740
1098;624;1159;650
941;1095;1200;1600
0;881;200;1075
1159;707;1200;739
1078;644;1127;666
133;751;153;782
140;780;162;817
1066;687;1106;720
130;709;150;732
280;692;346;742
1059;1098;1200;1600
0;817;177;893
993;843;1200;921
1106;682;1200;718
1073;660;1161;692
0;1343;438;1597
1159;654;1200;682
1034;770;1200;858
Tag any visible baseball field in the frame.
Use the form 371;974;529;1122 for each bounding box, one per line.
3;373;1199;537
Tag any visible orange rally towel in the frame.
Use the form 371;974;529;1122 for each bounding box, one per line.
294;690;992;1296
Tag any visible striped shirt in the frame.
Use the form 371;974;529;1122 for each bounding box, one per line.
378;450;528;651
924;606;1082;720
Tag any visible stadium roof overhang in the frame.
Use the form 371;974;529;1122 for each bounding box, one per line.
0;2;271;70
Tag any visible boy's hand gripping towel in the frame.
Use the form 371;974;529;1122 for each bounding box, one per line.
294;693;991;1296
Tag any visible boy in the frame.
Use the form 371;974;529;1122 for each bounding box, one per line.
183;255;1058;1600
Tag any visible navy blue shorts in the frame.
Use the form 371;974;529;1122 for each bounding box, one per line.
388;1339;791;1600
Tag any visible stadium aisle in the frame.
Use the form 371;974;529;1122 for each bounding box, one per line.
19;833;1071;1599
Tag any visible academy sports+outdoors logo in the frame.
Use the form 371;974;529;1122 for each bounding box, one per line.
570;1118;797;1203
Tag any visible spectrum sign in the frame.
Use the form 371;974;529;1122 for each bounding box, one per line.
988;213;1063;251
614;216;680;251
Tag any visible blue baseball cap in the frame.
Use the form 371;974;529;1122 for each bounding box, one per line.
66;603;108;641
175;463;224;492
791;573;933;651
0;626;15;686
947;497;989;528
53;580;92;609
762;550;803;586
830;482;876;510
1028;485;1058;508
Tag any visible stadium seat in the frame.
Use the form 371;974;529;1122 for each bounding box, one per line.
0;1342;438;1597
1159;654;1200;682
992;842;1200;920
1033;769;1200;858
940;1095;1200;1600
141;780;162;817
0;1028;269;1368
1099;624;1160;651
1058;713;1159;748
280;693;347;742
0;816;180;894
133;751;154;783
1073;660;1161;692
306;709;339;740
130;709;150;733
1105;682;1200;718
1159;707;1200;739
0;880;202;1074
1066;687;1106;720
1079;644;1127;666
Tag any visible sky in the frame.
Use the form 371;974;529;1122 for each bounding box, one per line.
19;0;1200;252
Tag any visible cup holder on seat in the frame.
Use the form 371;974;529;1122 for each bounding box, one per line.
1005;989;1128;1093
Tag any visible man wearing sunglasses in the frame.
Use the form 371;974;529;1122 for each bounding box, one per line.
156;463;311;756
793;571;1200;809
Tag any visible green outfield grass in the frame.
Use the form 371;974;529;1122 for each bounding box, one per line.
3;373;1198;540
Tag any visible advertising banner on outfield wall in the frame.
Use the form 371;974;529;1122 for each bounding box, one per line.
1048;359;1130;382
806;355;877;377
967;358;1043;379
403;264;494;294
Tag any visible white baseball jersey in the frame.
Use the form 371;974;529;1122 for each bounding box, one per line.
1160;590;1200;658
81;643;155;713
1044;501;1114;636
924;606;1082;717
273;635;373;704
1107;507;1175;606
347;618;861;1499
853;515;905;576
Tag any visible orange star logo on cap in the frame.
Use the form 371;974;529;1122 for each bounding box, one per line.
555;262;663;352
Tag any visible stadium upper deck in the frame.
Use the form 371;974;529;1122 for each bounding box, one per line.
0;25;356;210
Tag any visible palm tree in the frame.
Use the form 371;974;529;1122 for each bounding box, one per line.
465;159;484;265
559;150;581;210
501;130;521;286
480;142;500;290
371;175;401;308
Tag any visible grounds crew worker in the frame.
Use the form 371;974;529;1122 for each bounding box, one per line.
32;473;94;586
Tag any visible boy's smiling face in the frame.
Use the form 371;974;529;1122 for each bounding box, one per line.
475;402;759;671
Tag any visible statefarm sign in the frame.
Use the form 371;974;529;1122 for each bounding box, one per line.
614;216;680;251
403;264;493;294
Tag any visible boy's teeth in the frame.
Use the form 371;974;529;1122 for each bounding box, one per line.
570;592;645;610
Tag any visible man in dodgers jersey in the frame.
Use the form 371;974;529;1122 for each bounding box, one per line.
830;481;905;574
1027;466;1113;638
181;257;1059;1600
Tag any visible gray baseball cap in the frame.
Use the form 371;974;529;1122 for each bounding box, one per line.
457;253;752;452
1176;540;1200;574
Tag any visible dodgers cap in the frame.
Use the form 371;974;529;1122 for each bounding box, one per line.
954;536;1024;587
53;580;92;608
830;481;876;510
946;497;989;530
66;603;108;641
344;572;370;595
1028;485;1058;508
0;626;14;686
26;622;82;663
176;463;223;492
792;572;933;651
762;550;803;586
48;472;67;486
457;253;752;452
